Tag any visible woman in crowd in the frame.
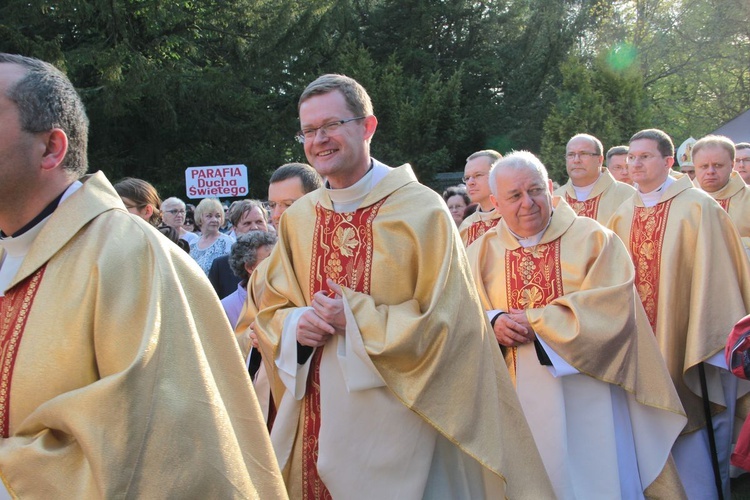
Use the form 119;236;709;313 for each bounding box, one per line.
190;198;235;274
442;185;470;227
162;197;199;245
221;231;278;328
114;177;161;227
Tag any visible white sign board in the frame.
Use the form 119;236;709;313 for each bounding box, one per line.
185;164;248;199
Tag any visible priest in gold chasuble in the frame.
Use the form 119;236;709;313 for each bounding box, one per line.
553;134;636;225
469;151;687;499
0;54;286;498
608;129;750;499
692;135;750;255
252;74;553;499
458;150;503;246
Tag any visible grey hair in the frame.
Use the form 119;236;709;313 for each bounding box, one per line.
489;151;549;198
0;53;89;176
229;231;278;283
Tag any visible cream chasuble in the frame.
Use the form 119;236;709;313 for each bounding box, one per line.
468;198;687;499
706;171;750;253
554;167;636;225
458;207;502;246
609;174;750;499
0;173;286;498
253;161;553;499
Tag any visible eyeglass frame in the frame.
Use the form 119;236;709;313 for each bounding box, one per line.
164;209;187;215
295;116;367;144
565;152;600;160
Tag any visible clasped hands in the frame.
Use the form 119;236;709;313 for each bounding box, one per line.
297;279;347;347
493;308;536;347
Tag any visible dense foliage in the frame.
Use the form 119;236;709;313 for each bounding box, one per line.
1;0;748;193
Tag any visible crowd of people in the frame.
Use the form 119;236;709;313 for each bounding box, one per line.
4;52;750;499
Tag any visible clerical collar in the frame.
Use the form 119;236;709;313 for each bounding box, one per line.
572;174;599;202
0;181;84;239
326;160;390;213
508;213;554;248
475;206;496;220
638;175;675;208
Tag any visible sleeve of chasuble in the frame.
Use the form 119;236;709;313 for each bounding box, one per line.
0;214;285;499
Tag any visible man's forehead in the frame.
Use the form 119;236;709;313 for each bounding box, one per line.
737;148;750;157
629;138;660;152
566;137;596;151
465;156;493;171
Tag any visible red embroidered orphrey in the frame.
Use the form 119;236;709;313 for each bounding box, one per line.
0;266;46;438
718;198;731;212
630;201;672;333
504;240;563;377
466;218;500;245
565;193;601;220
302;199;385;499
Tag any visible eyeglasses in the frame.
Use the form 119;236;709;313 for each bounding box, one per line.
462;172;488;183
164;209;186;215
609;165;627;172
565;152;599;159
626;154;664;164
296;116;366;144
735;158;750;165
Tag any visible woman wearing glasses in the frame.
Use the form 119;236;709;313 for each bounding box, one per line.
162;197;199;246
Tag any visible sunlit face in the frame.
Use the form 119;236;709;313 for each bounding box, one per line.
464;157;494;208
735;148;750;184
161;201;186;228
268;176;307;227
235;206;267;236
120;196;152;222
607;154;632;185
446;194;467;226
299;90;376;189
627;139;674;193
244;244;274;276
694;145;733;193
201;211;222;235
565;137;603;187
490;167;553;238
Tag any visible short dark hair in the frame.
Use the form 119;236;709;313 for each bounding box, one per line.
442;186;470;205
630;129;674;158
269;163;323;194
735;142;750;151
0;53;89;176
606;145;629;164
229;231;277;283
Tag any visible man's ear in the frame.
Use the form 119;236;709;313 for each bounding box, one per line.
40;128;68;172
362;115;378;141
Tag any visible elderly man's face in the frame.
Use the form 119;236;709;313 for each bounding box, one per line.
565;137;603;187
694;145;733;193
735;148;750;184
490;167;553;238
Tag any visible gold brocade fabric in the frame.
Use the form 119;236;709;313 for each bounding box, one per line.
458;208;502;246
631;200;673;332
609;175;750;432
467;197;687;494
0;173;287;499
554;167;636;225
708;171;750;251
254;164;553;499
